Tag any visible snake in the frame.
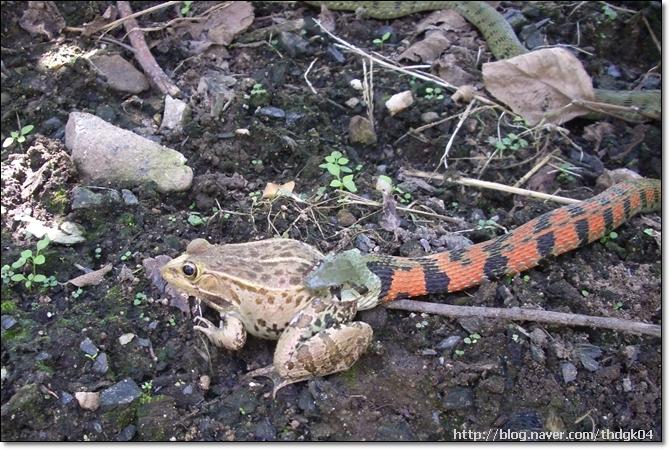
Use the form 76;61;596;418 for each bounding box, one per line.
306;178;661;307
305;1;661;122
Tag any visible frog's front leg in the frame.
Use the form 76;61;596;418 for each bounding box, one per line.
246;297;373;397
194;312;246;350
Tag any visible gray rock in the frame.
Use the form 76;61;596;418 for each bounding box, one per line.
278;31;310;57
257;106;285;119
66;112;193;193
59;391;75;406
285;111;304;127
121;189;138;205
442;386;474;410
1;315;17;330
529;328;548;346
161;95;190;132
575;343;602;372
71;186;122;209
93;352;109;374
80;337;99;356
437;335;461;351
297;388;318;417
354;234;376;253
421;111;440;123
117;425;137;441
35;351;50;361
88;54;149;93
253;418;277;441
530;344;545;364
100;378;142;408
375;418;416;441
560;361;577;383
326;45;345;63
348;115;377;145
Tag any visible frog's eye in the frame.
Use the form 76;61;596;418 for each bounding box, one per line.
182;262;197;278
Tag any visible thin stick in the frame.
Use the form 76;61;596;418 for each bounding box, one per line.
513;150;556;187
641;15;661;55
117;1;181;97
304;58;318;95
101;1;180;34
403;169;580;204
437;98;476;169
386;300;661;338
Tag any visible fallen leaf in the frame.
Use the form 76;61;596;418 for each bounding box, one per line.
187;1;254;46
117;264;137;284
400;10;469;63
75;391;100;411
67;264;112;287
318;3;336;33
483;48;596;125
434;53;477;86
379;193;401;233
19;1;65;40
262;181;295;199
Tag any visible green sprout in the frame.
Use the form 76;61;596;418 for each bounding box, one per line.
187;212;205;227
320;150;357;192
599;230;618;244
120;251;132;261
487;133;528;155
180;0;193;15
372;31;392;46
463;333;481;345
134;292;147;306
2;237;55;290
250;83;267;97
2;124;35;149
423;87;444;100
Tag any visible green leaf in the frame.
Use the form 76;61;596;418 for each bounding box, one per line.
33;255;46;265
330;179;342;188
32;274;46;283
643;228;654;236
337;157;349;165
11;258;27;269
11;131;19;138
372;39;382;45
36;237;50;251
463;337;472;344
187;213;204;226
342;175;357;192
2;137;14;148
382;31;391;41
325;155;336;163
325;163;340;177
21;249;33;258
25;280;32;289
17;136;26;143
27;273;35;280
21;124;34;135
11;274;26;282
609;231;618;239
340;166;352;173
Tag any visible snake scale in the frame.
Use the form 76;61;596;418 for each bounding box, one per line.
306;178;661;307
305;1;661;122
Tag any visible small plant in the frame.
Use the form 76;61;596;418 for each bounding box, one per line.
523;274;531;282
250;83;267;97
141;380;153;393
476;217;501;232
3;237;54;290
187;212;205;227
454;349;465;357
581;289;589;297
463;333;481;345
377;175;412;203
487;133;528;155
613;301;624;310
168;315;177;327
320;150;357;192
2;124;35;149
251;159;263;166
180;0;193;15
643;228;655;237
120;251;132;261
94;247;102;259
423;87;444;100
134;292;147;306
372;31;391;46
72;287;84;299
599;230;618;244
556;163;580;183
602;4;617;21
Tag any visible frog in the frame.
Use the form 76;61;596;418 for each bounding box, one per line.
160;238;373;396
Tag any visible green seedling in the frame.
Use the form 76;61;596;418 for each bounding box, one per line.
463;333;481;345
94;247;102;259
602;4;617;20
372;31;391;46
599;231;618;244
120;251;132;261
72;287;84;299
2;124;35;149
134;292;147;306
487;133;528;155
2;237;55;290
320;150;357;192
181;0;193;15
423;87;444;100
250;83;267;97
187;212;205;227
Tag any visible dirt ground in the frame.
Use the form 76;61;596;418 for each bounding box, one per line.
0;1;661;441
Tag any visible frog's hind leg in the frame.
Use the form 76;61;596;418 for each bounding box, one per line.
245;297;373;397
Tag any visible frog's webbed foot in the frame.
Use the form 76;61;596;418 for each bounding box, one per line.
252;297;373;397
194;313;246;351
243;365;311;398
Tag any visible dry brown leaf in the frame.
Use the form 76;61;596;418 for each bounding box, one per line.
187;1;254;46
318;4;336;33
19;1;65;40
400;10;469;63
67;264;112;287
482;48;595;125
415;9;468;35
434;53;477;86
399;32;451;63
262;181;295;199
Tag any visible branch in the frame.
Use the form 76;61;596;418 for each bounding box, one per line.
385;300;661;338
116;1;181;97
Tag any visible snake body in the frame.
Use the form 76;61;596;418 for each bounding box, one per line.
307;1;660;122
306;178;661;306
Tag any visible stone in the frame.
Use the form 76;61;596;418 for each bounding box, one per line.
421;111;440;123
88;54;149;94
93;352;109;374
442;386;474;410
161;95;190;132
437;336;462;351
71;186;122;209
560;361;577;383
348;115;377;145
256;106;285;119
66;112;193;193
121;189;139;206
75;391;101;411
117;425;137;441
80;337;99;356
100;378;142;409
1;315;17;330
